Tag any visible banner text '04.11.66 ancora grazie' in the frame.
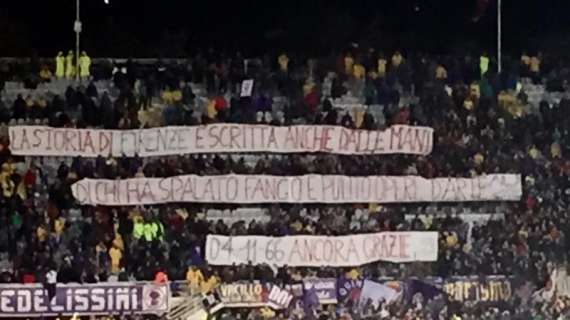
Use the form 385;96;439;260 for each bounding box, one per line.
71;174;522;206
8;124;433;157
205;232;439;267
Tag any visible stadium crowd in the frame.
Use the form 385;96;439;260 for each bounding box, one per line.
0;48;569;319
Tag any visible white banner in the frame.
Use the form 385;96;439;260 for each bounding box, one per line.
71;174;522;206
240;79;254;97
205;232;439;267
9;124;433;157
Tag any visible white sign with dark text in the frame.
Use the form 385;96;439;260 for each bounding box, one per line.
9;124;434;157
206;232;439;267
71;174;522;206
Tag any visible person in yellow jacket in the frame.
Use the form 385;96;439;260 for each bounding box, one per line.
39;66;53;82
186;266;205;293
109;244;122;274
480;52;489;76
65;50;75;79
78;51;91;80
55;52;65;79
353;62;365;79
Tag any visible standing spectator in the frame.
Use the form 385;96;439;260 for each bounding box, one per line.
79;51;91;81
480;52;489;76
278;53;289;73
377;53;387;78
55;51;65;79
65;50;75;79
391;51;404;70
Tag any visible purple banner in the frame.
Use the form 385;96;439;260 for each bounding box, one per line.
337;277;363;304
0;283;169;317
303;278;338;304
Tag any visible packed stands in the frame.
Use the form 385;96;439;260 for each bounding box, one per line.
0;50;570;319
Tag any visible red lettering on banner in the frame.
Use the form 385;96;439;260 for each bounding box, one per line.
140;181;156;202
402;177;417;201
158;178;172;202
312;127;322;152
347;238;360;262
276;178;288;200
244;177;256;200
390;126;403;151
267;128;278;150
219;125;230;149
373;131;385;153
413;128;427;154
300;127;312;150
307;176;317;201
322;177;339;201
347;130;358;152
471;177;483;200
53;130;65;151
322;240;334;263
363;236;376;260
400;127;415;152
360;130;371;153
355;130;365;152
208;125;221;149
95;181;108;204
45;128;53;151
247;126;256;150
399;234;410;258
17;128;31;151
439;178;464;201
230;125;241;149
334;239;346;263
262;178;278;200
291;177;302;201
171;177;185;201
259;126;270;150
144;129;159;152
31;128;43;148
195;127;205;150
338;128;349;151
68;130;79;152
288;239;304;262
81;131;95;154
358;177;371;201
125;180;140;204
175;129;187;151
72;181;89;204
304;240;317;262
167;129;179;151
379;178;397;202
251;178;265;201
202;178;219;201
284;127;297;149
99;132;112;154
226;176;238;201
181;177;196;201
456;179;468;200
320;127;334;152
120;132;136;156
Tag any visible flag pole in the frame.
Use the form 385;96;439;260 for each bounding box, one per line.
497;0;502;73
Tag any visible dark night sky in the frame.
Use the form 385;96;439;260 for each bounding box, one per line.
0;0;568;57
